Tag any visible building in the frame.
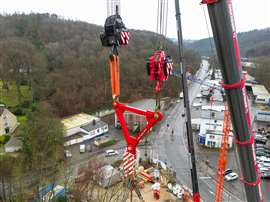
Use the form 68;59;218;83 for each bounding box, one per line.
62;113;108;147
252;84;270;104
198;119;233;148
0;104;18;135
80;120;109;141
4;136;22;153
62;113;100;137
256;110;270;123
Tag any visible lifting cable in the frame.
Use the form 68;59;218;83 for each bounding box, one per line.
147;0;173;111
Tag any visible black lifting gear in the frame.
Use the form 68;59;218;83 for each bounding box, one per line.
100;8;129;48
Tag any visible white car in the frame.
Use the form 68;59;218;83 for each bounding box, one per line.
225;172;238;181
105;149;119;157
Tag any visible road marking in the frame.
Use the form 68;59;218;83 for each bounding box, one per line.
200;176;211;179
209;190;214;195
202;178;243;202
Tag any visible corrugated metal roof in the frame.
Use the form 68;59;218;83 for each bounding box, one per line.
61;113;100;130
80;120;107;132
252;84;270;96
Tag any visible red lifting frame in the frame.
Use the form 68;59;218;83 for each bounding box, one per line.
201;0;218;4
114;101;163;155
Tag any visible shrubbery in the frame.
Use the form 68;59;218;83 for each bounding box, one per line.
0;135;10;145
98;139;116;148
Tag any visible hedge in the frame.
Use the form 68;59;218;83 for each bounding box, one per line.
0;135;10;145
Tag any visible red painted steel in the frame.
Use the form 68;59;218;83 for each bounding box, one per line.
114;101;163;155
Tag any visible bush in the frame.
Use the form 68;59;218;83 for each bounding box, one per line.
12;107;25;116
0;135;10;145
98;139;116;148
19;100;31;108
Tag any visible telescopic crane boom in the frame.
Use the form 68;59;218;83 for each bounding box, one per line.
201;0;263;201
174;1;200;202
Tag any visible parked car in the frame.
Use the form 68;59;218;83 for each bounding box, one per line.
65;150;72;158
261;172;270;179
257;156;270;163
256;151;266;157
224;168;233;176
105;149;119;157
225;172;238;181
255;134;267;143
256;143;265;148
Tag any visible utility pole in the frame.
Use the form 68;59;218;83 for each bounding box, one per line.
174;1;200;202
201;0;263;201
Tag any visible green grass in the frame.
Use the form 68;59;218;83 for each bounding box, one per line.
0;81;32;107
17;115;28;125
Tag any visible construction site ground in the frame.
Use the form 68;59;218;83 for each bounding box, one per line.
128;183;181;202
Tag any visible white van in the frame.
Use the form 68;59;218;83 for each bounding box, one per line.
80;144;86;153
179;92;183;99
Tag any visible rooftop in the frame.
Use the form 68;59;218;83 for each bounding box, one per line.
0;104;5;115
61;113;100;130
199;119;224;136
252;84;270;96
80;120;107;132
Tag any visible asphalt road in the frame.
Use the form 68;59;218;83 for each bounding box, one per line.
152;60;244;202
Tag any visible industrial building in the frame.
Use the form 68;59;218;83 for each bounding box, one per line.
197;119;233;148
62;113;108;146
252;84;270;104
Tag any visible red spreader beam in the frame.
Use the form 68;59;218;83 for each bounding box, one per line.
114;101;163;155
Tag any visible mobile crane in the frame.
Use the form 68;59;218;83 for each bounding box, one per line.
175;0;263;201
200;1;263;202
100;0;263;201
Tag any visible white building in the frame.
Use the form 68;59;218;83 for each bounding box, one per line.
80;120;109;141
198;119;233;148
256;110;270;123
62;113;108;147
62;113;100;137
252;84;270;104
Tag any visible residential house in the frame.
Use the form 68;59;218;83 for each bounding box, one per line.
0;104;18;135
